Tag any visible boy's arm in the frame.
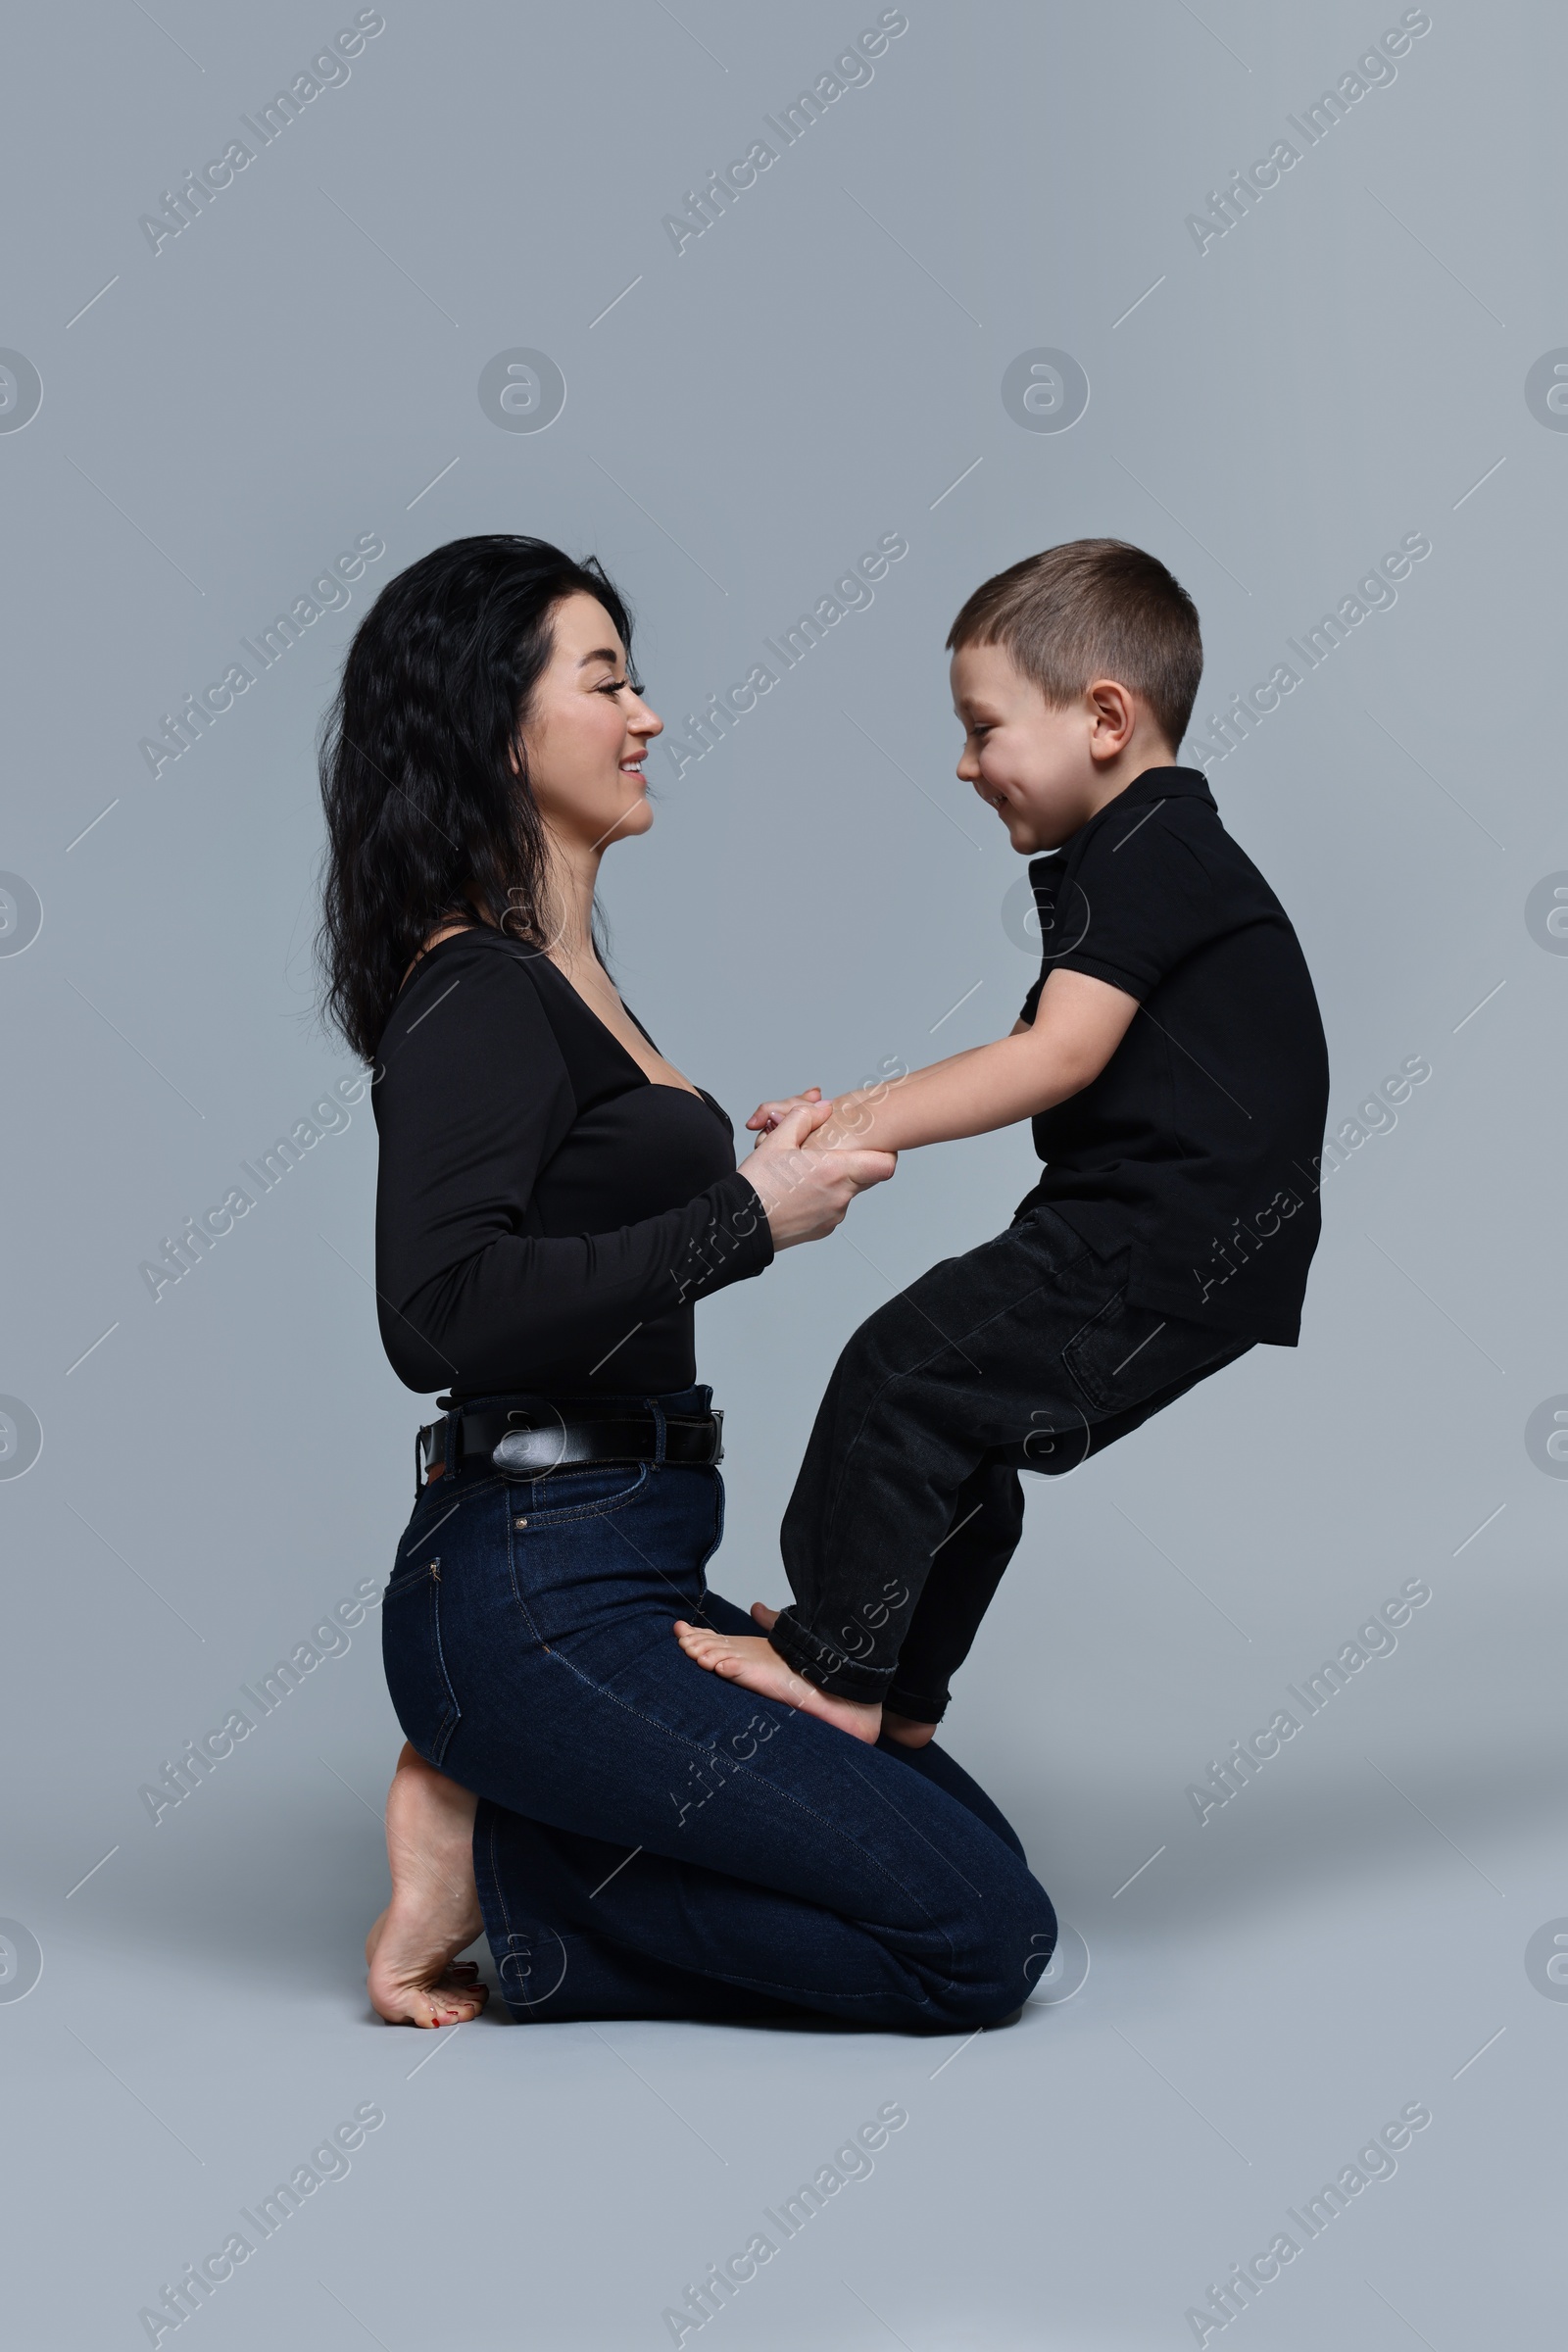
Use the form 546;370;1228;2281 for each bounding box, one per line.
810;968;1138;1155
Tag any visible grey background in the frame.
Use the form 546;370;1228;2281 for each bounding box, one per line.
3;2;1564;2344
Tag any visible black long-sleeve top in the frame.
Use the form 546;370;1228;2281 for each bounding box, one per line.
370;929;773;1399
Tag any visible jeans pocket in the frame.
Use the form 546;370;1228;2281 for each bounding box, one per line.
514;1460;650;1527
1013;1202;1097;1270
1062;1287;1237;1415
381;1559;461;1767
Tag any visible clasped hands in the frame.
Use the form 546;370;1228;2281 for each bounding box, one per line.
735;1085;896;1251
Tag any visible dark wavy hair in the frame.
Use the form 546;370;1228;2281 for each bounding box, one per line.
317;533;636;1061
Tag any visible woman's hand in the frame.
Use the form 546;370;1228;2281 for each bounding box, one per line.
737;1101;895;1250
747;1086;829;1136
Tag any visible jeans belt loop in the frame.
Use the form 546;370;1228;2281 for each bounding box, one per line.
649;1396;667;1466
416;1416;443;1488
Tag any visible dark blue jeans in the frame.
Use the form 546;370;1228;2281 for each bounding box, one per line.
382;1387;1055;2028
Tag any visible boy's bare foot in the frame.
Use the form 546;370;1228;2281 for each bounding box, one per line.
743;1602;934;1747
745;1604;937;1748
365;1740;490;2028
673;1605;882;1744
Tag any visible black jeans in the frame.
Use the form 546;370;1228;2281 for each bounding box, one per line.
770;1205;1253;1717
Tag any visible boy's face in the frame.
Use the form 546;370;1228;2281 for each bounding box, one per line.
950;641;1169;854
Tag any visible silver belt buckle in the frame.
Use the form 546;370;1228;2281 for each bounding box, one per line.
710;1408;724;1466
491;1427;554;1478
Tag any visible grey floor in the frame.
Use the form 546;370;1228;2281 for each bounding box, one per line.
6;0;1565;2342
8;1262;1562;2348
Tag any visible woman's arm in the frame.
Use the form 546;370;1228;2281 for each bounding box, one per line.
373;946;890;1391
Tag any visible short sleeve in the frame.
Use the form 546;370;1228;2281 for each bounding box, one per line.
1050;804;1230;1002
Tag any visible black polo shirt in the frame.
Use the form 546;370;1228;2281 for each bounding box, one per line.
1015;765;1329;1345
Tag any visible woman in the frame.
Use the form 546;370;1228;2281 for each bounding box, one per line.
318;534;1056;2030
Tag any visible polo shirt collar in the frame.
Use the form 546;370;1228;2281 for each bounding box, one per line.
1033;765;1214;875
1112;763;1213;811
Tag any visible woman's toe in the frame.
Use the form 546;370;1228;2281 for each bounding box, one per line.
434;1984;488;2022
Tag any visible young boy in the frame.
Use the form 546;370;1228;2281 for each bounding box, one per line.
677;539;1330;1744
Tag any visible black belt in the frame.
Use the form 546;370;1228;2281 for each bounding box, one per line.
416;1396;724;1485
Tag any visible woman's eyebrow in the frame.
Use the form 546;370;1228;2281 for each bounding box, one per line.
577;646;624;669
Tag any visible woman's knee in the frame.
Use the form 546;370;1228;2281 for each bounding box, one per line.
927;1881;1058;2030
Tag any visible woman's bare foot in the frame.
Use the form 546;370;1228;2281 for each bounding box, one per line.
365;1741;490;2028
673;1604;882;1744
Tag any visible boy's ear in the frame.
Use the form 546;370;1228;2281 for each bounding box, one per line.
1085;677;1138;758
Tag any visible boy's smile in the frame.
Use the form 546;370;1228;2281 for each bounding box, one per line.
951;639;1176;854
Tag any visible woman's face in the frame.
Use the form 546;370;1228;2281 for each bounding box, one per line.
519;592;662;856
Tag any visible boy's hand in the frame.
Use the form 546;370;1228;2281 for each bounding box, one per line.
747;1086;831;1136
